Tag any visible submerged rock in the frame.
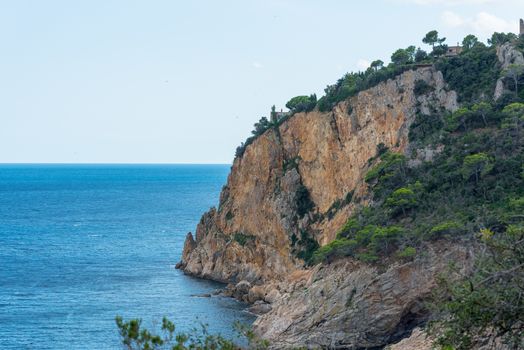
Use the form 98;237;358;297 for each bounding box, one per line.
190;293;211;298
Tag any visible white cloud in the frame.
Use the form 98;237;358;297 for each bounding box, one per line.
356;59;370;71
252;61;263;69
441;11;516;36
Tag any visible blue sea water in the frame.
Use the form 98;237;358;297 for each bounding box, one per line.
0;164;255;349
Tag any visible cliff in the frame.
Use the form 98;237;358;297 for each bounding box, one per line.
254;241;474;349
178;67;457;284
175;67;460;348
174;38;524;349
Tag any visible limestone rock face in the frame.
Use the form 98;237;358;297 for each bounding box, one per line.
253;242;474;349
178;67;458;285
494;43;524;100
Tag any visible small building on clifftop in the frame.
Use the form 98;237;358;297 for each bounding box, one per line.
445;45;463;57
520;18;524;36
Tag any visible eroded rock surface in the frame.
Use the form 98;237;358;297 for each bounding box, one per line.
178;67;457;285
494;43;524;100
175;66;471;349
253;242;473;349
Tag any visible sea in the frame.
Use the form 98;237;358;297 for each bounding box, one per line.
0;164;255;349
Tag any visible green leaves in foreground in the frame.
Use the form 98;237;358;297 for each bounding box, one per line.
115;316;269;350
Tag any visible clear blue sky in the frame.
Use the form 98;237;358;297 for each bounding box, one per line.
1;0;523;163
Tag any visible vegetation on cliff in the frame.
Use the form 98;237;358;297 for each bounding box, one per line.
430;225;524;349
308;34;524;349
122;30;524;350
312;98;524;264
235;31;523;160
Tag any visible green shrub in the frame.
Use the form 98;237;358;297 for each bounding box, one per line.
115;316;268;350
355;252;379;263
233;232;254;246
285;94;317;113
461;153;493;183
283;156;300;172
385;187;418;216
408;112;445;144
325;191;354;221
430;225;524;349
428;221;461;238
336;218;360;239
294;230;319;264
396;246;417;261
435;45;500;102
365;151;406;184
369;225;403;254
296;184;314;218
413;79;434;96
311;238;359;264
509;197;524;211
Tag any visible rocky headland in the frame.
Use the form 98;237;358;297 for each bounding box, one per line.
176;41;524;349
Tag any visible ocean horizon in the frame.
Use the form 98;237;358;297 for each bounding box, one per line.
0;164;254;349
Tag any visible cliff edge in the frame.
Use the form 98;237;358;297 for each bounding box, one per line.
178;67;457;284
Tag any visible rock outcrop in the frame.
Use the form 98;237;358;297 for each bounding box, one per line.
253;241;474;349
178;67;457;285
494;42;524;100
176;66;463;348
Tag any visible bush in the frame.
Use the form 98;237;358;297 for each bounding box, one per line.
413;79;434;96
428;221;462;239
396;246;416;261
311;238;359;264
369;225;403;254
408;112;445;144
233;232;254;246
385;188;418;216
285;94;317;113
430;225;524;349
365;151;406;185
435;45;500;102
115;316;268;350
461;153;493;183
294;230;319;264
296;184;314;218
336;218;360;239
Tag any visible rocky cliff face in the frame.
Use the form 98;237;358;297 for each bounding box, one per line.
494;42;524;100
254;241;474;349
179;67;457;283
177;66;460;348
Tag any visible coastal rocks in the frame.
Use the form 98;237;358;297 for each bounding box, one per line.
253;241;474;349
248;285;266;303
178;67;458;284
235;280;251;295
264;288;281;304
248;301;272;315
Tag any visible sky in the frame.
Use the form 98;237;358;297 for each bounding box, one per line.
1;0;523;164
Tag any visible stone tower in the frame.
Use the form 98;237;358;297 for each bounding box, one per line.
521;18;524;36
